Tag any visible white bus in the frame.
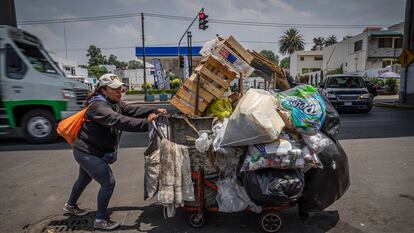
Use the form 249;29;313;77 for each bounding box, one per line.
0;25;89;143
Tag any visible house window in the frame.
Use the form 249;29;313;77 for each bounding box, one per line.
354;40;363;52
378;38;393;48
300;56;304;61
394;38;403;48
314;56;323;61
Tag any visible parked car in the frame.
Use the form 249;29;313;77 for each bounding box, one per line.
320;74;374;112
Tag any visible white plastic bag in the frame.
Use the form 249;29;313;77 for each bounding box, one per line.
220;89;285;147
195;132;211;153
212;118;228;151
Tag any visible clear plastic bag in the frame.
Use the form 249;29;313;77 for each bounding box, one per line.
302;132;333;154
220;89;285;147
195;132;211;153
216;178;262;213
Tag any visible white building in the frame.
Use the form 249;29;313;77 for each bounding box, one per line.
51;55;88;78
322;23;403;76
115;66;155;90
289;50;323;79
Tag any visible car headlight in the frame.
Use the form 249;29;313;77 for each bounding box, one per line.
359;93;371;99
62;90;76;99
327;93;336;99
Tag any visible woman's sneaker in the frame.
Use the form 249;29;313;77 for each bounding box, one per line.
62;203;88;216
93;218;120;230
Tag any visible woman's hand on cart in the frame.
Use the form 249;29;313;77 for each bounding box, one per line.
157;108;167;114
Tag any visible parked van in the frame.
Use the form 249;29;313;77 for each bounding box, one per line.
0;25;89;143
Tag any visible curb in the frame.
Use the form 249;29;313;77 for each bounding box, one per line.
374;102;414;109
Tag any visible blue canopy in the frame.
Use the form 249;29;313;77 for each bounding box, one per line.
135;46;202;57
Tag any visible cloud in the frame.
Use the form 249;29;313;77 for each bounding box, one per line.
108;24;139;38
20;25;65;51
115;0;148;5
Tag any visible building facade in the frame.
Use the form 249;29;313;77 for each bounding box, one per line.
289;50;323;79
322;23;403;75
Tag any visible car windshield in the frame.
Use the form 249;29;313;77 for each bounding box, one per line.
327;76;364;88
13;40;58;74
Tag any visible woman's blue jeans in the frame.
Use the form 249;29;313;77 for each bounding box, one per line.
67;149;115;220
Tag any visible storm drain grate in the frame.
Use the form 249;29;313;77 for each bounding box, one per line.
25;215;94;233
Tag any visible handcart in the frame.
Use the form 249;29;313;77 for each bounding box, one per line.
152;115;296;233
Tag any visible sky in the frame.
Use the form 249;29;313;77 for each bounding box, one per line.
15;0;406;65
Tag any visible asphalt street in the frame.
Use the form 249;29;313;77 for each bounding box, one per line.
0;105;413;233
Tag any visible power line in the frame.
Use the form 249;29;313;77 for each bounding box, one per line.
18;12;390;28
50;40;281;53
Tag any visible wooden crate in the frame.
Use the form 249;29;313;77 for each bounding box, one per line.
221;36;254;64
170;56;237;115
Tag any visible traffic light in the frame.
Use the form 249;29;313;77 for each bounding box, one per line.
198;10;208;30
179;55;184;68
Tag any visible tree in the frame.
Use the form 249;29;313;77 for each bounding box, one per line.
324;35;338;46
128;60;142;69
278;28;305;55
107;54;118;65
88;66;108;78
259;50;279;65
280;57;290;69
312;37;325;50
86;45;106;67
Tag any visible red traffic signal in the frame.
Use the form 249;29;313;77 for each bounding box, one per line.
198;10;208;30
179;55;184;68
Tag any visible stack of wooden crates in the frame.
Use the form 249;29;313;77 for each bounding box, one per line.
170;36;254;116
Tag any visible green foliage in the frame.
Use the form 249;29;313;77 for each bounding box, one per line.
326;66;343;75
324;35;338;46
172;78;181;89
141;82;152;90
384;78;397;87
88;66;108;79
279;28;305;55
259;50;279;64
128;60;142;69
280;57;290;68
312;37;325;50
370;77;384;86
87;45;106;67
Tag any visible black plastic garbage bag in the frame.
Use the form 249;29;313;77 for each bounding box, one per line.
318;91;341;139
241;168;304;206
298;139;350;221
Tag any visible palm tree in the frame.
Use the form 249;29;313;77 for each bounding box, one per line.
312;37;325;50
279;28;306;55
324;35;338;46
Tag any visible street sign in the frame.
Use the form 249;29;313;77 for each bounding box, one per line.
398;49;414;68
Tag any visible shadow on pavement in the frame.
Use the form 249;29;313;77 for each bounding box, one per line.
106;205;341;233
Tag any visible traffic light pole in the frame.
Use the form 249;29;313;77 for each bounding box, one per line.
187;31;193;76
177;8;204;70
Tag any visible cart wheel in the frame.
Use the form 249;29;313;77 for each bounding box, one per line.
260;211;282;233
189;213;205;228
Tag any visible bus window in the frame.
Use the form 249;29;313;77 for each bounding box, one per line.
6;44;27;79
13;40;58;74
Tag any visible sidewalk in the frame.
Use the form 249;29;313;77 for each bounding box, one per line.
122;94;170;105
373;94;414;109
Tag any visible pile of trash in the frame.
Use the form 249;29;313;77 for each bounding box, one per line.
144;35;349;222
204;85;350;220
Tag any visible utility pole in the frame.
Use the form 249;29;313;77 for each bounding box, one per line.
187;31;193;76
141;12;147;100
400;0;414;104
0;0;17;27
63;21;68;58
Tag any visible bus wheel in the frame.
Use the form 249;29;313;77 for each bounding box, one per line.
22;110;58;144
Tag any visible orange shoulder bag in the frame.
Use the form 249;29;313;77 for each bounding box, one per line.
57;107;88;144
